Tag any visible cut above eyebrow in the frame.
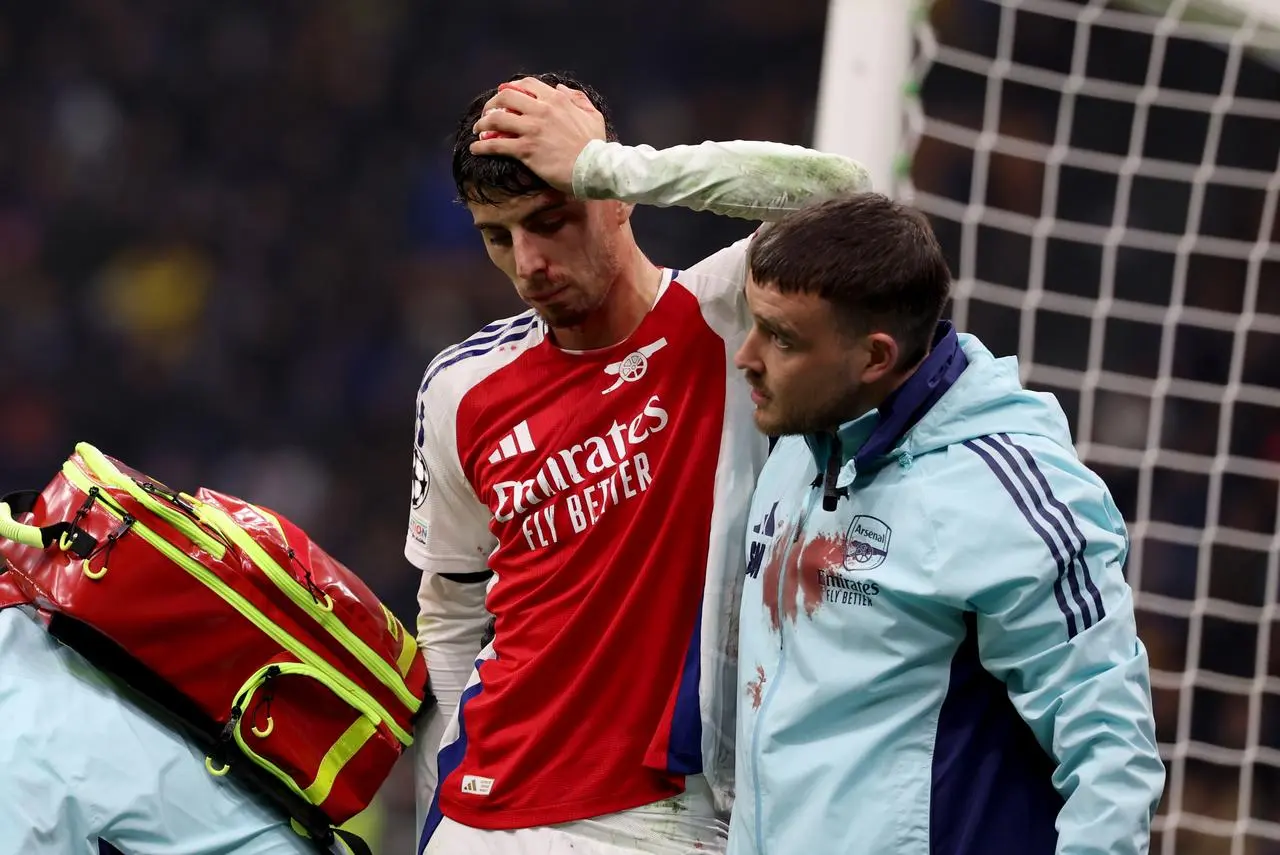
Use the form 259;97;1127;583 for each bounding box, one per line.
472;200;569;231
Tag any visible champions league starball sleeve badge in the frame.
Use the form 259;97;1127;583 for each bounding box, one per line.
412;446;431;509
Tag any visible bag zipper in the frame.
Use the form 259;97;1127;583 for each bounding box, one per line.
190;498;420;714
92;469;228;561
74;443;419;717
224;661;384;806
61;457;413;746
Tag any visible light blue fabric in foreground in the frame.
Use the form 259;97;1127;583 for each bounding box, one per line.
0;606;335;854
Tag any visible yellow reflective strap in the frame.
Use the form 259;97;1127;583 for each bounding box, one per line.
250;504;288;542
396;624;417;677
302;716;379;806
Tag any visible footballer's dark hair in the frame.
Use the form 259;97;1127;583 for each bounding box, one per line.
452;71;619;206
748;193;952;369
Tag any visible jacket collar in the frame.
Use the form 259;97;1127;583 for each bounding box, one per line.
804;321;969;471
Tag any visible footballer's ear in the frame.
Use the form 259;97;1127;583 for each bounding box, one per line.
615;200;635;225
858;332;900;385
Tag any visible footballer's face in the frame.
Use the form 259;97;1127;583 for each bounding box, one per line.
734;275;895;437
469;190;631;329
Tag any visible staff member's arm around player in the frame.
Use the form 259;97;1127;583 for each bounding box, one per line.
408;73;871;855
729;194;1165;855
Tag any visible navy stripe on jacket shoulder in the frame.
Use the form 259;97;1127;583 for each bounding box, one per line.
975;435;1098;632
962;436;1096;639
998;433;1106;623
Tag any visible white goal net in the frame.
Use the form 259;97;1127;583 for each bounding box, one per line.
818;0;1280;852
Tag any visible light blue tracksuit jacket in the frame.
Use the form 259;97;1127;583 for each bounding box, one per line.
730;323;1165;855
0;606;337;854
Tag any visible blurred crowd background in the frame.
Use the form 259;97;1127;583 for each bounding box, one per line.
0;0;1276;852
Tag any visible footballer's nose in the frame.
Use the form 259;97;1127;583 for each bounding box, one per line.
734;327;764;374
512;233;549;281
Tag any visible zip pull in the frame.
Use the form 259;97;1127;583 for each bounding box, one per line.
139;481;197;517
286;547;333;611
207;702;245;778
223;664;281;742
80;515;134;580
822;436;843;512
251;665;282;739
217;704;244;747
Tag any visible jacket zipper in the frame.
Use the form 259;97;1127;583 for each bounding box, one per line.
751;482;824;855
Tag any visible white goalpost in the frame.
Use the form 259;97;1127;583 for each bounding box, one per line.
815;1;1280;853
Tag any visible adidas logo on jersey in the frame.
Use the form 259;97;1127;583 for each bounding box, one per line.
488;420;535;464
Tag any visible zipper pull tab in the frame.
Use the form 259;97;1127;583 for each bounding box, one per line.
822;436;843;512
219;705;243;744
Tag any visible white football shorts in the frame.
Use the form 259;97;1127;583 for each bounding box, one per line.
423;774;728;855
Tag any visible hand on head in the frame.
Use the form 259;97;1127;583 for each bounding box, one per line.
470;76;606;193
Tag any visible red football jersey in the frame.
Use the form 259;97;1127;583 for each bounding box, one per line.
407;247;765;831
